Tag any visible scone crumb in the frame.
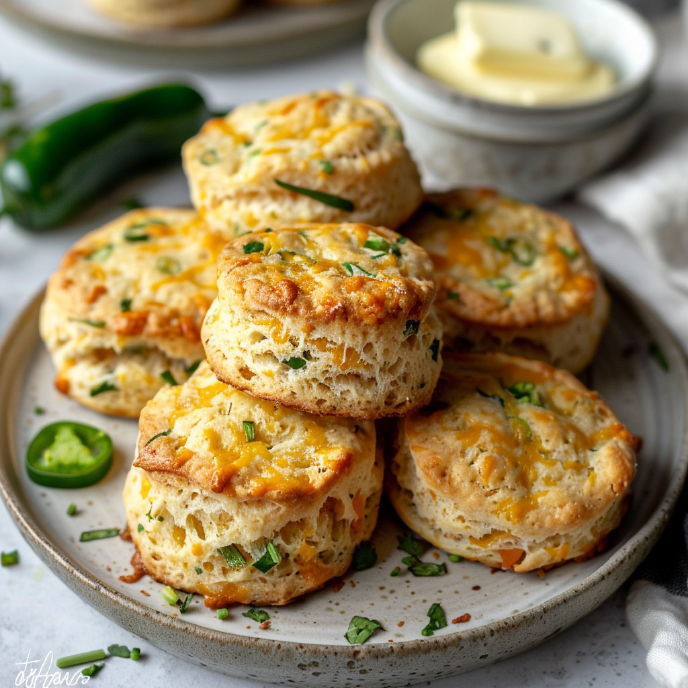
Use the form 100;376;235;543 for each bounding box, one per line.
259;621;271;630
397;621;405;627
332;580;345;593
452;614;471;624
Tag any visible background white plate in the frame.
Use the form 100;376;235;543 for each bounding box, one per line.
1;279;687;687
0;0;376;68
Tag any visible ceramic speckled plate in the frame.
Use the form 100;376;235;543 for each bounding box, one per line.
1;277;687;687
0;0;375;68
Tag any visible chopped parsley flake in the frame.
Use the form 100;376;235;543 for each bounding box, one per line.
397;532;425;559
137;524;144;533
34;406;45;415
421;603;447;637
344;616;382;645
283;356;307;370
390;567;400;577
402;558;447;577
120;298;132;312
352;541;377;571
252;542;281;573
404;320;420;337
243;608;270;623
195;567;203;575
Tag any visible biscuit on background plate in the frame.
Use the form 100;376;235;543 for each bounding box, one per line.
401;189;610;373
183;90;423;239
387;352;638;573
40;208;225;418
201;222;443;419
124;361;382;607
86;0;242;27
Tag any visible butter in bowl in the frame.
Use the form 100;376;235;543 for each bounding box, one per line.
366;0;657;202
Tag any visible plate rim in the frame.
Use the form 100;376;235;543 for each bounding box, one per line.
1;275;687;666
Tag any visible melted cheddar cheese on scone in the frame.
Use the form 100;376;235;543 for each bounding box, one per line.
401;189;610;373
182;90;424;239
202;222;443;419
387;353;637;573
40;209;225;418
86;0;242;27
124;361;382;607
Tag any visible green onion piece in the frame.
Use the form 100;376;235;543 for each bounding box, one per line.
247;148;263;158
397;532;424;558
476;388;505;408
120;298;132;312
195;567;203;575
86;244;113;262
448;554;462;563
243;607;270;623
217;608;229;620
364;237;391;252
283;356;307;370
421;603;447;637
383;125;403;141
255;119;269;131
130;648;141;661
370;252;387;259
137;524;144;533
511;415;532;440
219;544;247;568
319;160;334;174
56;650;106;669
145;429;171;446
487;277;513;292
1;550;19;566
404;320;420;337
488;236;536;266
342;262;374;278
34;406;45;415
447;291;459;300
79;528;119;542
81;663;104;677
156;256;181;276
124;225;150;242
243;420;255;442
157;515;164;522
180;594;193;613
121;198;143;211
344;616;382;645
452;208;473;221
649;341;669;371
185;360;201;376
396;236;407;244
243;241;265;255
559;245;579;260
352;540;377;571
69;318;106;328
66;503;77;516
160;370;178;386
145;506;153;521
252;542;281;573
507;381;542;406
199;149;219;166
275;179;354;212
107;644;131;658
405;559;447;577
390;567;400;577
160;586;179;606
430;339;440;362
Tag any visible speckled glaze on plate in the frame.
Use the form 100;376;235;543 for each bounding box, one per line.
0;0;376;68
1;277;687;687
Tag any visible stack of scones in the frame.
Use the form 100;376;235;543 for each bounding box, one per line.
40;90;638;609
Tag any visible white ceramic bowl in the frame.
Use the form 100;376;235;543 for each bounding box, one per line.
366;0;658;201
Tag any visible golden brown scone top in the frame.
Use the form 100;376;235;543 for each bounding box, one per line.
135;362;374;501
47;208;224;357
401;189;600;328
405;353;637;538
215;222;436;326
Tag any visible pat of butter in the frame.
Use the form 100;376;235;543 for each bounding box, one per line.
417;1;615;107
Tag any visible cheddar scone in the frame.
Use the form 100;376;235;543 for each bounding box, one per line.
202;222;443;419
182;91;423;239
388;353;637;573
401;189;610;373
124;361;382;607
40;209;224;418
86;0;242;27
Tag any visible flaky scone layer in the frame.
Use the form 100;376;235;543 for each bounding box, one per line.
183;90;423;238
125;362;382;606
388;353;638;573
202;223;443;418
40;208;224;417
401;189;610;372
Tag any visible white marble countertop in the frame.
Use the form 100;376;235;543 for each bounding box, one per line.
2;10;687;687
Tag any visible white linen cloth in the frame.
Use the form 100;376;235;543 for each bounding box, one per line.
578;15;688;688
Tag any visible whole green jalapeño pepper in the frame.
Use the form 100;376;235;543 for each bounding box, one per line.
0;83;211;231
26;422;113;488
